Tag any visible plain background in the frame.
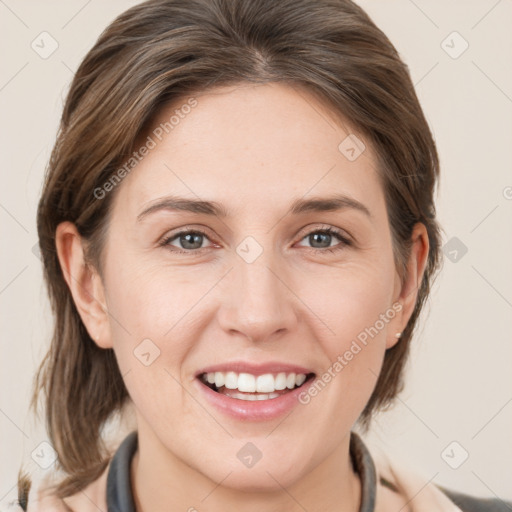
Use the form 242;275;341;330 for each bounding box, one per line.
1;0;511;507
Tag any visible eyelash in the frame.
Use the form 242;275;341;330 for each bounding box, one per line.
158;226;352;255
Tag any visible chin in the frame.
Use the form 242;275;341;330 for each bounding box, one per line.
217;468;303;493
196;451;309;492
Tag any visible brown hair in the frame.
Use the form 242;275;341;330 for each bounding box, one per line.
19;0;441;502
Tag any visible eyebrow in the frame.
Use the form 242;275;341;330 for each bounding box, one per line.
136;193;372;221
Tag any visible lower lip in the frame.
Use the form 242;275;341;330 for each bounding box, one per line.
195;377;315;421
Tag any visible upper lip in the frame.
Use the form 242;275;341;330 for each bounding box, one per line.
195;361;315;378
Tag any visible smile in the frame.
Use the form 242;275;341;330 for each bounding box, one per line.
199;371;314;400
194;361;317;420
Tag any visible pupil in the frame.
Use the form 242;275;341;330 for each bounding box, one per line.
181;233;203;249
311;232;330;248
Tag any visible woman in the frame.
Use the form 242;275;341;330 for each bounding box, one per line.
12;0;511;510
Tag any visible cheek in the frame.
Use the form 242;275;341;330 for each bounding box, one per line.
306;258;397;350
102;256;207;403
297;259;397;418
105;252;207;342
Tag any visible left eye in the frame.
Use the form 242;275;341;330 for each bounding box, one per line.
161;230;212;251
296;228;350;251
160;227;351;253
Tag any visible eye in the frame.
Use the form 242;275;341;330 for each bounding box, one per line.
296;227;352;253
159;225;352;254
159;228;214;253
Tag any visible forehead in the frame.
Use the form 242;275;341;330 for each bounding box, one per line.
114;83;385;219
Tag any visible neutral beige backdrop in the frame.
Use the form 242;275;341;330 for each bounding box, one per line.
1;0;511;507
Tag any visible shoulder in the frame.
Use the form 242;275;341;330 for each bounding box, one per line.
13;465;108;512
366;438;511;512
439;486;512;512
14;430;137;512
14;431;138;512
375;472;512;512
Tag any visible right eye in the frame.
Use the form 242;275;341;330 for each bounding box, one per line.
159;228;215;253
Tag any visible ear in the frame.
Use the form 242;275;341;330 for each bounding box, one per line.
386;222;429;349
55;221;113;349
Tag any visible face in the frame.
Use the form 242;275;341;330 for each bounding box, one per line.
72;83;419;490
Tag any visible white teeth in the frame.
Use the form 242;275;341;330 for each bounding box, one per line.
201;370;310;393
224;390;281;401
295;374;306;386
256;374;274;393
274;372;287;390
214;372;225;388
238;373;256;392
225;371;238;389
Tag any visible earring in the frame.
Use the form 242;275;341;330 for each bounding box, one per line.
395;332;402;339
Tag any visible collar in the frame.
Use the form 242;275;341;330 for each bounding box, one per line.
106;430;377;512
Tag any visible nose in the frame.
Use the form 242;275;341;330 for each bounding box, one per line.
217;256;299;344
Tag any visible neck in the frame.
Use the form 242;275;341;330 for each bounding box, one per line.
131;426;361;512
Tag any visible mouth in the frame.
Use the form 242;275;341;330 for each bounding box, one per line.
197;371;316;401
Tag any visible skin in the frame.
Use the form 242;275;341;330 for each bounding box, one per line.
56;83;428;512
